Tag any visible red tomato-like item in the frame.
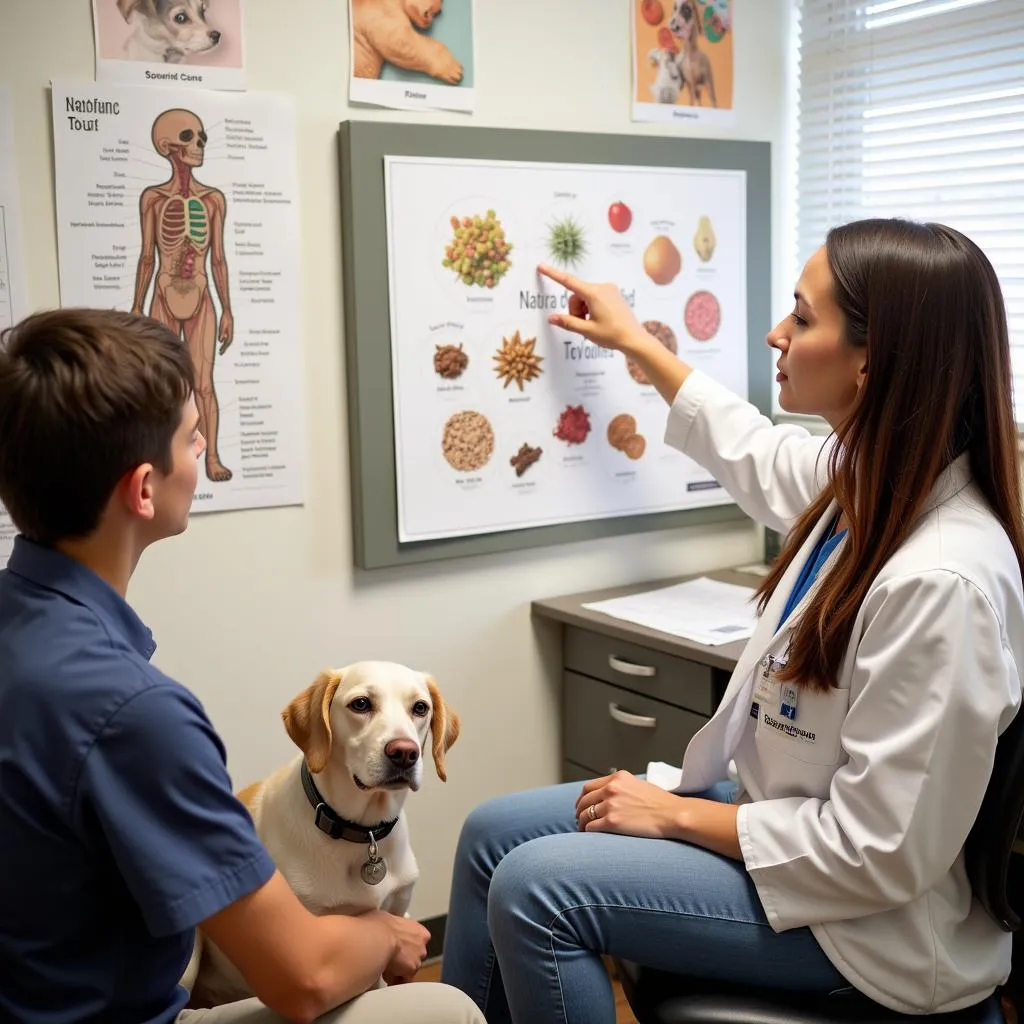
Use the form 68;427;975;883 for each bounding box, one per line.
608;202;633;233
641;0;664;26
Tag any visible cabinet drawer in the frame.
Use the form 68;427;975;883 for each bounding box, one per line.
562;759;598;784
563;671;706;777
564;626;714;716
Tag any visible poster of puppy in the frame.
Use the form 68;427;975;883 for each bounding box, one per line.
348;0;476;113
92;0;247;91
632;0;734;125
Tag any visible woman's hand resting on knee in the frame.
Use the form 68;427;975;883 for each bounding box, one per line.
575;771;742;860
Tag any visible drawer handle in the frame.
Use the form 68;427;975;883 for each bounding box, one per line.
608;654;656;677
608;702;658;729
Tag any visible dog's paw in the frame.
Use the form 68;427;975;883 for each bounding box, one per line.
439;57;463;84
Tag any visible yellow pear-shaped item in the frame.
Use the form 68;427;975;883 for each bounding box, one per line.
693;215;717;262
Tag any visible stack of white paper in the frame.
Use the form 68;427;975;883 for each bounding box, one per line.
582;577;758;647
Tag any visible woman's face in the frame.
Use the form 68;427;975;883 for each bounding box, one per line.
767;247;866;430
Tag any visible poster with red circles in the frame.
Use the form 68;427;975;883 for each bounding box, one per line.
383;154;748;543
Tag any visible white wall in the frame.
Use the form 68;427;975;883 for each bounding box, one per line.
2;0;789;920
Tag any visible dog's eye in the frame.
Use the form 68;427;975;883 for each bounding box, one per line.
348;697;372;713
174;12;190;23
412;700;430;717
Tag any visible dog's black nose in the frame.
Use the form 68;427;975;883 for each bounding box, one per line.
385;740;420;770
209;30;221;43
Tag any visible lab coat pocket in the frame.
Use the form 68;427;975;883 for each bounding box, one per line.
755;683;849;767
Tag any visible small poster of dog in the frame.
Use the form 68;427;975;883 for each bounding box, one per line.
632;0;734;125
92;0;247;91
348;0;476;114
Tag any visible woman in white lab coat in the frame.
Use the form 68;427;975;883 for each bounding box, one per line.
441;219;1024;1023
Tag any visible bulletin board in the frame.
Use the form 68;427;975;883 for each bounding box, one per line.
338;121;771;570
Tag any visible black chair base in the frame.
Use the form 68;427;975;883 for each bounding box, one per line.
615;960;1004;1024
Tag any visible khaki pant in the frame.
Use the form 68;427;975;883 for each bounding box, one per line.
177;982;485;1024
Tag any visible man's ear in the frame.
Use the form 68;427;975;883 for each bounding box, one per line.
426;677;460;782
281;670;343;774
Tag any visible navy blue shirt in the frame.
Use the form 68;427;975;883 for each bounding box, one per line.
777;518;848;630
0;538;276;1024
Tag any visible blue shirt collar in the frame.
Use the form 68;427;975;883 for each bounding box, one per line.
6;536;157;660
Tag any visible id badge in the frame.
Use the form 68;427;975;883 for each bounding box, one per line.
753;656;776;703
779;682;799;721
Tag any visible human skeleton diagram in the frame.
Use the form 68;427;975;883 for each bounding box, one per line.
131;108;233;482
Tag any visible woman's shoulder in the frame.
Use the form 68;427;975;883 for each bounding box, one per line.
872;485;1023;633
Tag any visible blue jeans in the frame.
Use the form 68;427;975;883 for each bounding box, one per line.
441;779;848;1024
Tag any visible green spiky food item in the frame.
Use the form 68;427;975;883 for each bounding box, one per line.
547;215;587;268
442;209;513;288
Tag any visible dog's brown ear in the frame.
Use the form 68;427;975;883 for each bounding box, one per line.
692;1;706;37
117;0;143;21
281;670;343;774
426;677;460;782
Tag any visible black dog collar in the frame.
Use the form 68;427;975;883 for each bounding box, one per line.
300;760;399;843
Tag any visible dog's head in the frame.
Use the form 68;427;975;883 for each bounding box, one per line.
669;0;703;41
281;661;460;794
403;0;443;31
117;0;223;57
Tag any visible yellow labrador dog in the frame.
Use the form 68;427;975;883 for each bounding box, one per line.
188;661;460;1006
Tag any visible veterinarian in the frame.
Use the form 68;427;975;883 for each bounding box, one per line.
441;218;1023;1024
0;309;485;1024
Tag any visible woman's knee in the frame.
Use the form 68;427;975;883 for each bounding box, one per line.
486;834;567;940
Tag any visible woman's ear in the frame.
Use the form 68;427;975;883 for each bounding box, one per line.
281;670;343;774
426;677;461;782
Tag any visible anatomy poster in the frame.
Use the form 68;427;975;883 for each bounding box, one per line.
349;0;475;113
51;81;306;516
92;0;247;91
0;86;29;566
384;155;748;543
632;0;734;126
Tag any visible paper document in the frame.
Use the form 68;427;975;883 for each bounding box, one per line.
0;85;29;569
582;576;758;646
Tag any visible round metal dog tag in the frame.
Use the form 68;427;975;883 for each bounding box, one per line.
361;858;387;885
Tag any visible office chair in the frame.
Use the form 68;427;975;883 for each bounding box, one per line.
615;702;1024;1023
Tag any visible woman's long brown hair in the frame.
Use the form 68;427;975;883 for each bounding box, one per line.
755;219;1024;692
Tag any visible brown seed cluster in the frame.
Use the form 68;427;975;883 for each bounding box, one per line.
442;411;494;472
493;330;543;391
607;413;647;460
628;320;678;385
434;343;468;380
510;442;542;477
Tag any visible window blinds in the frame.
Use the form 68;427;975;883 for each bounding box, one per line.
794;0;1024;419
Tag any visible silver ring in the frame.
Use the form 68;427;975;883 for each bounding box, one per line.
588;803;597;821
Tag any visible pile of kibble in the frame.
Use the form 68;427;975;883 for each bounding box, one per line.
434;343;468;380
443;210;513;288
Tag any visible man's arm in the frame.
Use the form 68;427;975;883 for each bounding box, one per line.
201;871;427;1024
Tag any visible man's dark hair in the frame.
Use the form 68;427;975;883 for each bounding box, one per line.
0;308;195;545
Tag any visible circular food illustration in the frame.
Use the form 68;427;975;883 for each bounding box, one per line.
434;343;468;380
628;319;677;385
684;290;722;342
553;404;591;445
606;413;647;460
493;330;543;390
547;214;588;268
442;210;512;288
643;235;682;286
693;215;716;262
442;411;495;472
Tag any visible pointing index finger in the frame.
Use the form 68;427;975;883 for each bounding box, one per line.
538;262;587;295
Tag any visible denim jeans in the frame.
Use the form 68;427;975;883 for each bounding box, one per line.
441;779;849;1024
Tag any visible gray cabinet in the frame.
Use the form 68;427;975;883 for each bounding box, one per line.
558;625;730;781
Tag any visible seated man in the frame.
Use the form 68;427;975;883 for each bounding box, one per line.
0;308;484;1024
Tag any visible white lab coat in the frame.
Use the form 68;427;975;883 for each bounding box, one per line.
648;370;1024;1014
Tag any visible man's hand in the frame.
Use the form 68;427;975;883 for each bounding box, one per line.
376;911;430;984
